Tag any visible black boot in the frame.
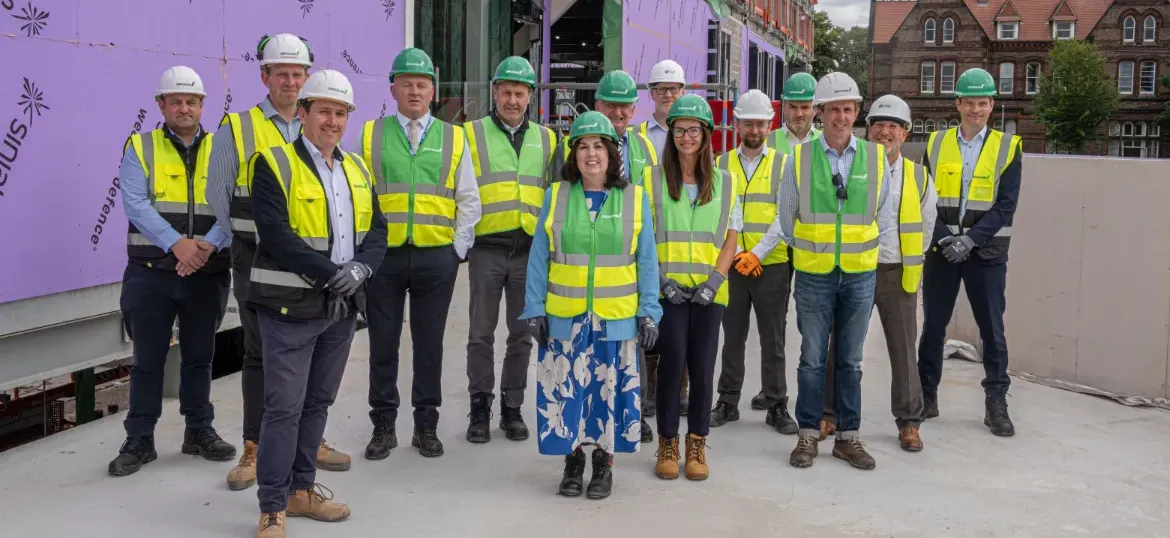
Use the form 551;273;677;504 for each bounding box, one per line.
640;419;654;443
466;392;492;444
984;393;1015;437
709;401;740;427
181;427;236;461
586;448;613;499
558;448;586;497
922;390;939;419
412;426;444;457
108;435;157;477
765;399;798;434
749;391;767;411
365;416;397;460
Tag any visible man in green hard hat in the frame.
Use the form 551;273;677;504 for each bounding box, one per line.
358;47;483;461
918;67;1023;438
767;72;821;154
462;56;558;445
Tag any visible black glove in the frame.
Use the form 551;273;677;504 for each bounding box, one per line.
660;276;691;305
691;271;726;306
326;292;349;323
526;316;549;346
327;261;372;296
940;235;974;264
637;317;658;349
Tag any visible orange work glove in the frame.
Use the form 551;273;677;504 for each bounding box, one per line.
734;252;763;277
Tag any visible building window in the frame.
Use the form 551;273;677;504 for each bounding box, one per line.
999;62;1014;94
921;61;936;94
1110;121;1160;157
925;18;936;43
950;119;961;128
1026;62;1042;94
1053;21;1074;40
998;21;1018;40
1144;16;1157;43
1118;61;1134;94
925;119;936;132
943;18;955;43
1140;61;1156;94
939;62;956;94
913;119;924;134
1124;16;1136;42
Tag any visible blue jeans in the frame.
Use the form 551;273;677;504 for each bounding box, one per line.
793;268;877;436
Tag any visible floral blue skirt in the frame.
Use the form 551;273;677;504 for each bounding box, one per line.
535;313;641;455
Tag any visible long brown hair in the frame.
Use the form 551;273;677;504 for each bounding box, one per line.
561;136;629;190
661;124;715;205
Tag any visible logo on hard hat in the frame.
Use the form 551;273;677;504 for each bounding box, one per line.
579;122;600;130
175;81;195;87
679;105;698;112
608;88;630;95
280;51;301;58
327;86;349;94
406;61;426;68
967;84;987;89
505;69;526;76
833;87;854;94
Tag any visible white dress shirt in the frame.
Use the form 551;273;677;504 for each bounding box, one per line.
305;139;355;264
877;154;938;264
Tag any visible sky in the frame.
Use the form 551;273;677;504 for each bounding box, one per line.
816;0;870;29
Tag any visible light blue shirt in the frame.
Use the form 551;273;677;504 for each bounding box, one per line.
520;185;662;341
643;117;669;156
120;126;231;252
956;125;988;222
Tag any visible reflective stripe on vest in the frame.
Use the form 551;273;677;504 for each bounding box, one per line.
362;117;464;247
791;140;885;274
647;166;735;306
125;128;215;265
926;128;1018;247
716;148;789;265
466;119;554;236
897;158;926;293
224;105;299;244
544;180;642;319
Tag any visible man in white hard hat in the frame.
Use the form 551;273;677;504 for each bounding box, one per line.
249;69;387;538
775;72;897;471
108;66;236;477
635;59;686;155
709;89;796;435
820;94;937;452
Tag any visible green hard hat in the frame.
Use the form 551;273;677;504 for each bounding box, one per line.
596;70;639;104
781;72;817;101
955;68;997;98
493;56;537;88
666;94;714;129
568;111;618;145
390;48;435;82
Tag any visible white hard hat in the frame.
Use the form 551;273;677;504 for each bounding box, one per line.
734;89;775;121
648;59;686;85
866;94;912;128
298;69;355;111
258;33;313;67
156;66;206;97
813;72;863;106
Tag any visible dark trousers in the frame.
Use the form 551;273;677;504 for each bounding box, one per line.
918;254;1010;395
233;242;266;443
716;263;791;408
824;264;924;429
656;300;725;438
120;263;229;437
367;244;459;428
256;310;355;513
465;246;531;408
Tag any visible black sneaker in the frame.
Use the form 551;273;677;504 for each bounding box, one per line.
365;417;397;460
181;427;236;461
586;448;613;499
412;427;444;457
499;405;529;441
466;392;492;444
922;390;940;419
558;449;586;497
108;435;157;477
641;419;654;443
984;393;1015;437
764;400;798;434
709;401;740;427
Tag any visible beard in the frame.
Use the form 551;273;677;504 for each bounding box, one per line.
742;135;764;149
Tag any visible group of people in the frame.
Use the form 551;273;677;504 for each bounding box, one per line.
111;31;1022;538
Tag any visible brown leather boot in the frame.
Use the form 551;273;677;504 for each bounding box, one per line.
316;438;351;471
654;436;680;479
899;426;923;452
832;437;877;470
255;511;285;538
287;484;350;522
818;419;836;441
684;433;709;480
789;433;819;468
227;440;258;491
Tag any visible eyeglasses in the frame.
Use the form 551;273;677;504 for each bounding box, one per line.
672;126;703;139
831;174;848;201
652;86;683;97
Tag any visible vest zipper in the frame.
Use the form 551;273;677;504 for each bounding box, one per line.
185;141;195;240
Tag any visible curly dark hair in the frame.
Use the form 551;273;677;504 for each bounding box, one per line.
661;124;715;205
560;136;629;190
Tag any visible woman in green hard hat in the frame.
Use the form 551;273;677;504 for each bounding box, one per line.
520;111;661;500
648;94;742;482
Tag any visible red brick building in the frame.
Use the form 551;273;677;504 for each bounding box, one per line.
868;0;1168;157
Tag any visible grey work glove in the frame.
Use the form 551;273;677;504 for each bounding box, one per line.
327;261;372;296
326;292;350;323
691;271;726;306
526;316;549;346
637;316;659;349
940;235;975;264
660;276;692;305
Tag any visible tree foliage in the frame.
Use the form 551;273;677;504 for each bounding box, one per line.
1033;40;1119;153
1159;62;1170;129
811;11;842;79
838;26;869;98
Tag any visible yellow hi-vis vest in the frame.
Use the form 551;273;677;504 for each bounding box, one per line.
925;127;1020;250
791;139;886;274
223;104;299;244
465;118;556;236
647;166;736;306
543;180;643;320
895;157;927;293
361;116;465;247
716;148;789;265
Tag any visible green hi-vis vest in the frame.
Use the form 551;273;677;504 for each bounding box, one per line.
766;126;821;155
223;104;300;245
646;166;736;306
465;119;556;236
716;148;789;265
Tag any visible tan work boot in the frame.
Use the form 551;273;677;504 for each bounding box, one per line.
684;433;708;481
818;419;836;441
255;511;285;538
654;436;680;479
227;440;258;491
789;433;819;468
832;437;877;470
899;426;923;452
287;484;351;522
316;438;351;471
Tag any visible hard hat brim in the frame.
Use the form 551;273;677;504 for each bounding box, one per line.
735;112;775;121
260;59;313;68
815;95;863;106
391;71;436;83
865;116;910;128
492;77;535;88
953;91;997;98
301;95;356;112
598;96;639;104
156;89;207;98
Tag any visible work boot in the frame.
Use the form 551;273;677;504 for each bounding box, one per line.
587;448;614;499
227;440;259;490
641;419;654;443
364;416;397;460
749;391;767;411
108;435;157;477
832;437;877;470
643;352;659;418
499;403;529;441
819;418;836;441
558;448;586;497
412;427;444;457
708;401;739;427
287;484;350;522
316;438;351;471
654;436;680;479
788;433;818;468
922;389;939;419
764;399;798;434
466;392;492;444
684;433;709;481
255;511;285;538
181;427;236;461
899;426;924;452
984;393;1015;437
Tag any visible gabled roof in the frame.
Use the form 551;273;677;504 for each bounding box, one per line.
962;0;1113;41
1050;0;1078;22
873;0;918;44
996;1;1021;21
